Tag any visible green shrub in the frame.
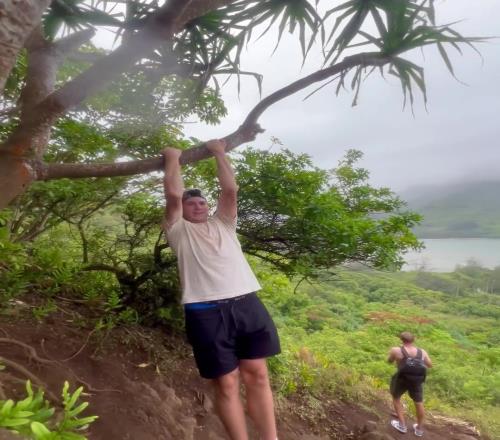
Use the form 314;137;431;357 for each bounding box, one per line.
0;380;97;440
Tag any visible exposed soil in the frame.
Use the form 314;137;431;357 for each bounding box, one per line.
0;298;487;440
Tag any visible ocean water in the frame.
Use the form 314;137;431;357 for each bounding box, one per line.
402;238;500;272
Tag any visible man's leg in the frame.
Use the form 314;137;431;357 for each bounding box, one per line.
390;374;406;428
409;383;425;434
392;397;406;427
213;368;248;440
414;401;425;429
240;358;277;440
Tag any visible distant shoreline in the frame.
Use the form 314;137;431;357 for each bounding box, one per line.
403;237;500;271
416;235;500;240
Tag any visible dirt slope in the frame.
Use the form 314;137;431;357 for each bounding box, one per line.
0;302;485;440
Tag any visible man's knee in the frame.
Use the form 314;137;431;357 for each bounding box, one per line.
240;359;270;387
214;368;240;399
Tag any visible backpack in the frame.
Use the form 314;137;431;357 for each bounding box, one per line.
398;346;427;383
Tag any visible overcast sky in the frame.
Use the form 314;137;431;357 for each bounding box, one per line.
95;1;500;192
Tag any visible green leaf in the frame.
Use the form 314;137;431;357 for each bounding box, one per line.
1;399;14;416
1;417;31;427
436;41;455;77
66;386;84;410
31;420;53;438
67;402;88;418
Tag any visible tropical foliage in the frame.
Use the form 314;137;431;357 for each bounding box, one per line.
0;122;421;322
0;2;494;438
257;264;500;437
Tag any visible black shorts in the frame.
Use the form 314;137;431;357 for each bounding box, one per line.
390;373;424;403
184;292;281;379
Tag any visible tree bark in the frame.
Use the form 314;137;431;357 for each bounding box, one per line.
0;157;35;209
18;27;95;157
37;122;264;180
0;0;51;93
0;27;96;210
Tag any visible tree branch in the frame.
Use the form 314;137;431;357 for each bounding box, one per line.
37;52;389;181
15;27;97;159
242;52;388;127
82;264;129;278
0;0;52;93
53;29;96;58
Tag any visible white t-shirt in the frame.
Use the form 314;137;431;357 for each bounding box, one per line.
166;213;261;304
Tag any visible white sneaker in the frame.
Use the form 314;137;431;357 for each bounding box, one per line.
413;423;424;437
391;419;408;433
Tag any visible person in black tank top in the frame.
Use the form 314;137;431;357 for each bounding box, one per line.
387;331;433;437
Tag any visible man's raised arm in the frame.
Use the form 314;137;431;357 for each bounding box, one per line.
162;147;184;229
206;139;238;220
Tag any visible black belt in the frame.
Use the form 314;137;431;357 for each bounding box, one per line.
184;292;254;310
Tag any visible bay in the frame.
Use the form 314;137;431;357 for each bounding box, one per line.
402;238;500;272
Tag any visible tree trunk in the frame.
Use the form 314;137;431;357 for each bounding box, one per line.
0;0;51;93
0;155;36;209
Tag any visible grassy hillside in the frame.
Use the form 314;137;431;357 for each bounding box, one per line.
400;181;500;238
255;264;500;438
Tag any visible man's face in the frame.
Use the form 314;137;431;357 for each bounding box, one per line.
182;197;209;223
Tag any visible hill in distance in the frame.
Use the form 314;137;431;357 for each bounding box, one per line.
399;180;500;238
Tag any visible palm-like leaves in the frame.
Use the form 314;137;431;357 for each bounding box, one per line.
229;0;323;58
40;0;485;111
173;10;253;93
172;0;323;95
43;0;124;39
322;0;485;108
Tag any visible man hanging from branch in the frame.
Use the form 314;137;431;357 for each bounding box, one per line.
161;139;280;440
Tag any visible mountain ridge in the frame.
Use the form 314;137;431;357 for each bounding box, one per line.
398;180;500;238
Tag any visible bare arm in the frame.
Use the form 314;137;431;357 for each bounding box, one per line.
162;147;183;229
423;350;433;368
387;347;398;364
206;139;238;220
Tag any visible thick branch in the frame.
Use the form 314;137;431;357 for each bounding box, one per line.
38;52;389;181
18;27;96;158
18;28;58;156
82;264;129;279
53;28;96;58
38;123;263;180
0;0;51;93
242;52;388;127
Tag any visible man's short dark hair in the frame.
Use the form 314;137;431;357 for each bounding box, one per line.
399;331;415;344
182;188;206;201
